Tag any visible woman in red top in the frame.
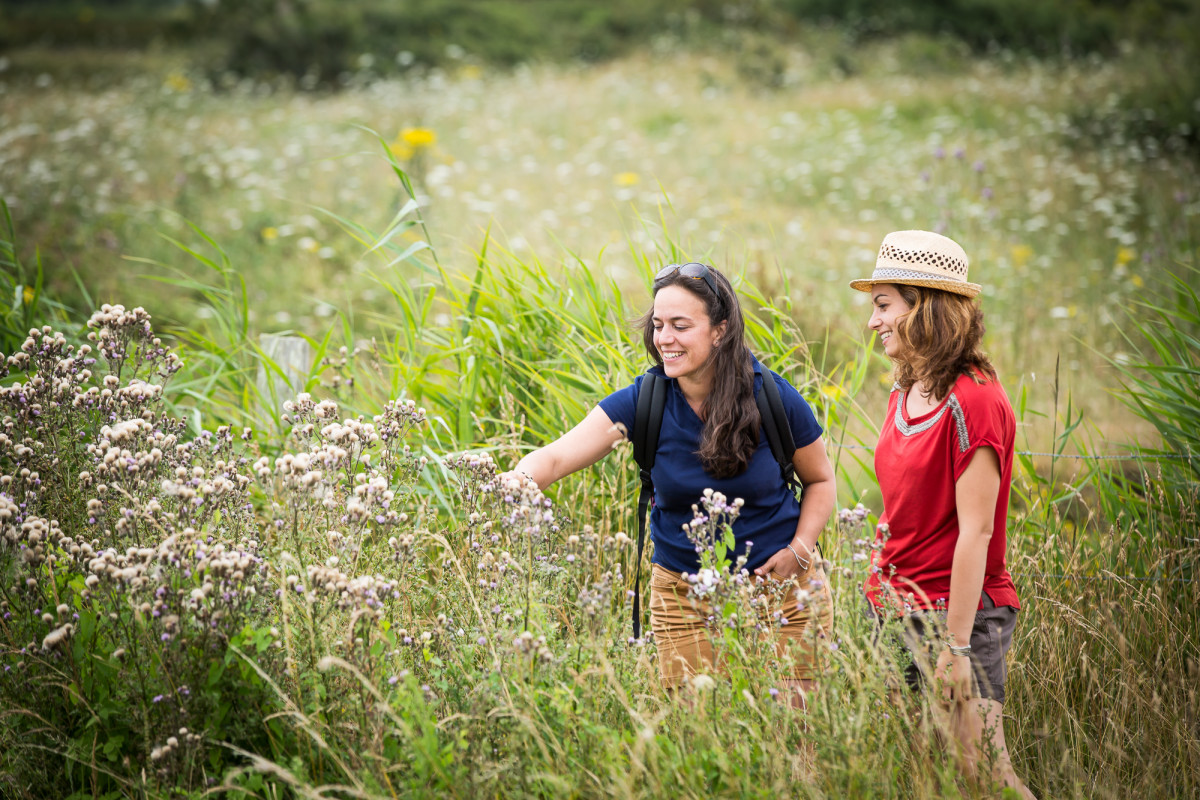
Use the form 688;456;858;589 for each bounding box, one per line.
851;230;1035;799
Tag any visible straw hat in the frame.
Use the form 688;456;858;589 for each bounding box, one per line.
849;230;981;298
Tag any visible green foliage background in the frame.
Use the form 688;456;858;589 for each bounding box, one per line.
4;0;1197;148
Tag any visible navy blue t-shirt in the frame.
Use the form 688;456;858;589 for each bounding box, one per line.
598;354;823;575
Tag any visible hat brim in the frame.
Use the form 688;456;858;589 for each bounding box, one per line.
849;276;981;298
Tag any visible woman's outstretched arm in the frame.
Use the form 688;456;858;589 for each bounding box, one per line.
510;406;627;489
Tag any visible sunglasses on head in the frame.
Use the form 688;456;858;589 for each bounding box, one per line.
654;262;720;299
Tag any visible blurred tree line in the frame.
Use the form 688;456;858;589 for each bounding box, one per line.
4;0;1196;64
2;0;1196;147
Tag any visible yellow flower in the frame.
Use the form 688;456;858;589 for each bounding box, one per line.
820;384;846;402
400;128;437;149
164;72;192;93
390;128;436;161
1116;247;1136;266
614;172;640;187
1131;275;1144;288
1010;244;1033;268
261;227;279;242
22;286;35;305
459;65;483;80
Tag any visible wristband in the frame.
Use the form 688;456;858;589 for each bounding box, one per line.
785;544;810;572
947;643;972;657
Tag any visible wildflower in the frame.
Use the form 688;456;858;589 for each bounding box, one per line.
391;128;437;159
261;227;279;242
1116;247;1136;266
41;624;74;651
164;72;192;93
690;674;716;692
614;172;640;187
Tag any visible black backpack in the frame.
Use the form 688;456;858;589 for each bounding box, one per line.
628;368;803;638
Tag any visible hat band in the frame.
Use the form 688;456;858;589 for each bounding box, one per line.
871;266;968;284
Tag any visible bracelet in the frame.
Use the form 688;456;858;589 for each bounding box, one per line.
947;643;972;657
785;544;810;572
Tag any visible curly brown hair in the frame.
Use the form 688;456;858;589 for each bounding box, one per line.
639;266;760;479
892;284;996;400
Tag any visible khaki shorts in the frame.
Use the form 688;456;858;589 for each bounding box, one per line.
649;561;834;689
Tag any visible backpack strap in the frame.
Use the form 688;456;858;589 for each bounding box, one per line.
630;372;667;639
756;370;802;496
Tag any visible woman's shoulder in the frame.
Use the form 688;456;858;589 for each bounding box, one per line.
951;369;1013;417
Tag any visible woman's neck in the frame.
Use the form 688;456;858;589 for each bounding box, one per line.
677;373;713;416
911;378;939;402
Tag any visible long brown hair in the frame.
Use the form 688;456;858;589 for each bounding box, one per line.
639;266;759;478
892;284;996;400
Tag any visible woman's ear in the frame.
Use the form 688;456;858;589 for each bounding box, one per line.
712;320;728;346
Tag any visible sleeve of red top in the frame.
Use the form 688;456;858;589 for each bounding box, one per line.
951;379;1013;482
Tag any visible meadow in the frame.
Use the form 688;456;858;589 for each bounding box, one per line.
3;40;1198;440
1;31;1198;799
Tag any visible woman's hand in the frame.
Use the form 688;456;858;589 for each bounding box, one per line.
753;541;812;580
934;647;973;705
496;469;537;490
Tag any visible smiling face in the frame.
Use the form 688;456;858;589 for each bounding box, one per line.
867;283;913;359
652;285;726;384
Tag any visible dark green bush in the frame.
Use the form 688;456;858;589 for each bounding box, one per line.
207;0;694;83
776;0;1181;56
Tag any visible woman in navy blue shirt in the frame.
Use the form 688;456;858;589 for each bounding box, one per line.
507;263;836;699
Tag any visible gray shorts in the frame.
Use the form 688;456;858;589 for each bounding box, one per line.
869;591;1018;704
